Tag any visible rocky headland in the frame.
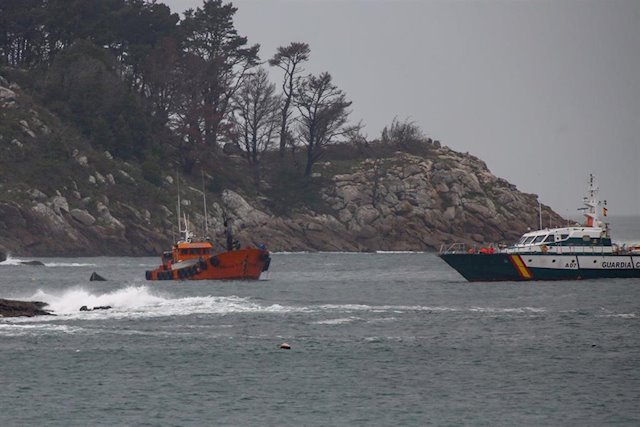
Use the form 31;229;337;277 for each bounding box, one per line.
0;74;565;256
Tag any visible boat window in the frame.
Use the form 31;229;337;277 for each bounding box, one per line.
543;234;555;243
560;234;569;241
180;249;188;255
523;236;536;244
532;235;546;244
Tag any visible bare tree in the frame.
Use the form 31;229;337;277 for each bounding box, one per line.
295;72;354;177
268;42;310;156
228;67;280;186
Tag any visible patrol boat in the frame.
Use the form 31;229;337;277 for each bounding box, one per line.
439;175;640;281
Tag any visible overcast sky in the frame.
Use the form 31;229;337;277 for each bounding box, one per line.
164;0;640;216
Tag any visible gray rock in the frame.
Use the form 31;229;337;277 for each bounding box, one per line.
96;202;124;229
0;299;52;317
28;189;47;201
20;260;45;266
70;209;96;226
51;196;69;215
0;86;17;108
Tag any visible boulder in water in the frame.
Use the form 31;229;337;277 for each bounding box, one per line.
20;260;45;266
89;272;107;281
79;305;112;311
0;299;53;317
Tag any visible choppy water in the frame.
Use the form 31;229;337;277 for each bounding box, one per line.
0;216;639;426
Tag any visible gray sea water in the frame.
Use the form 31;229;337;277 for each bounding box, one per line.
1;216;639;426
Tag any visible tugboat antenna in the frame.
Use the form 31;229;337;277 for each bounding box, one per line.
201;169;209;238
176;170;182;236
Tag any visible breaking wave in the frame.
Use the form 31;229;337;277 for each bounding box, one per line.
24;286;298;320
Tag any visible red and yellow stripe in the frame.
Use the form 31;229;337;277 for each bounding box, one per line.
509;255;532;279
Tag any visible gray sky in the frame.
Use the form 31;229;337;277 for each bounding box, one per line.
164;0;640;216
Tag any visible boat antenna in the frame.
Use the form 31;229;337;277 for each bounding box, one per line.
583;173;601;228
176;170;184;240
538;199;543;230
201;169;209;238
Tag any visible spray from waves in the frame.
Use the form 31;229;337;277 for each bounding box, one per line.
27;285;303;320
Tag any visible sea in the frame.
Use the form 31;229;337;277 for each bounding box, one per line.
1;216;639;426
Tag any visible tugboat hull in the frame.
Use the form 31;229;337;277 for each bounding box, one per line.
146;248;270;281
440;253;640;282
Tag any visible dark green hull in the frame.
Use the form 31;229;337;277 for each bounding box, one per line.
439;253;640;282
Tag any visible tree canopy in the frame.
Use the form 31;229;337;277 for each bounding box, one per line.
1;0;361;187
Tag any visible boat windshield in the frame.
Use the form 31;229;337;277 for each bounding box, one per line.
532;235;546;244
523;236;536;245
543;234;555;243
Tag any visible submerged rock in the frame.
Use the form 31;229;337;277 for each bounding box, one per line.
0;299;52;317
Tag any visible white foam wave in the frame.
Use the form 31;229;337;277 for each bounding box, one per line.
0;255;95;267
597;313;637;319
25;286;302;320
44;262;97;267
0;323;84;335
318;304;545;314
0;255;27;265
313;317;360;325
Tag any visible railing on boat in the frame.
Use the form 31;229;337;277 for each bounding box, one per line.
439;242;617;255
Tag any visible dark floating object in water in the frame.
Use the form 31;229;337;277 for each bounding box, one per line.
280;343;291;350
89;272;107;281
79;305;112;312
20;260;45;266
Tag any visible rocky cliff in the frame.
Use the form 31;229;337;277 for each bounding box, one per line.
222;148;565;252
0;74;565;256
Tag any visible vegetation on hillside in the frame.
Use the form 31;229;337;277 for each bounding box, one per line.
0;0;440;218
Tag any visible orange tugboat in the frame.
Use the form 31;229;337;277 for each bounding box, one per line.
145;234;270;281
145;182;270;281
